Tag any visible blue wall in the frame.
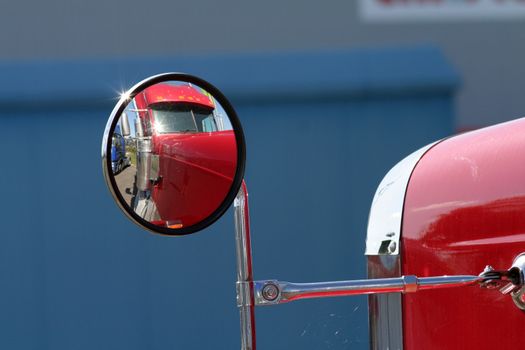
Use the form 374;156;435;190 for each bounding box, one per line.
0;46;458;349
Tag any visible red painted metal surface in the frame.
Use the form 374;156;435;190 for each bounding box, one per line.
402;118;525;349
133;83;236;227
152;130;237;226
140;83;214;109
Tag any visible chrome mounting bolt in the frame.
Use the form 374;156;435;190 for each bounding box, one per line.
261;283;279;302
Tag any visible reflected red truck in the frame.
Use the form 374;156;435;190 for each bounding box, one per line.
134;83;237;228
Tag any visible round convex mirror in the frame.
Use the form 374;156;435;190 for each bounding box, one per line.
102;73;246;235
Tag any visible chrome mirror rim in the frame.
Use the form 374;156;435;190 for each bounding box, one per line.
101;72;246;236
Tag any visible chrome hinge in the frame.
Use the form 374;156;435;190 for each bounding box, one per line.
236;281;252;307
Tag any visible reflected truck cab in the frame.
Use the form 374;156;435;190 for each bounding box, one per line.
110;125;129;174
132;83;237;229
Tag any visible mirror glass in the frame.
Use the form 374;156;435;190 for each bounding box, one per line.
104;78;242;234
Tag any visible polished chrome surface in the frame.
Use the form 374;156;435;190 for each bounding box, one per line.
511;287;525;310
236;281;251;307
366;141;439;255
136;138;152;192
254;274;483;305
234;183;256;350
120;111;131;136
510;253;525;310
416;275;483;290
511;253;525;284
368;255;403;350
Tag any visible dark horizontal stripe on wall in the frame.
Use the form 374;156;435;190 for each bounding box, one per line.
0;45;460;111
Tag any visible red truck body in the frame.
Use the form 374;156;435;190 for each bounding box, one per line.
401;118;525;349
368;118;525;349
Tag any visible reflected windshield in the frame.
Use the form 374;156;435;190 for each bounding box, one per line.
151;103;217;134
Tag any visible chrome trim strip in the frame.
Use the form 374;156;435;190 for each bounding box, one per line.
365;141;439;256
366;141;438;349
368;255;403;350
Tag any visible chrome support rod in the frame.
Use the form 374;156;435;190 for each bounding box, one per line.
234;182;256;350
254;275;483;305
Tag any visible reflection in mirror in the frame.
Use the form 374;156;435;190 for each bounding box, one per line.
109;81;238;231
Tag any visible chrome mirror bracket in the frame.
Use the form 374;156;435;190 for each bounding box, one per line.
477;253;525;310
253;275;483;306
251;252;525;307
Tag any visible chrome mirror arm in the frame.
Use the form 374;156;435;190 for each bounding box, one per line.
233;182;256;350
250;253;525;307
252;275;484;305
